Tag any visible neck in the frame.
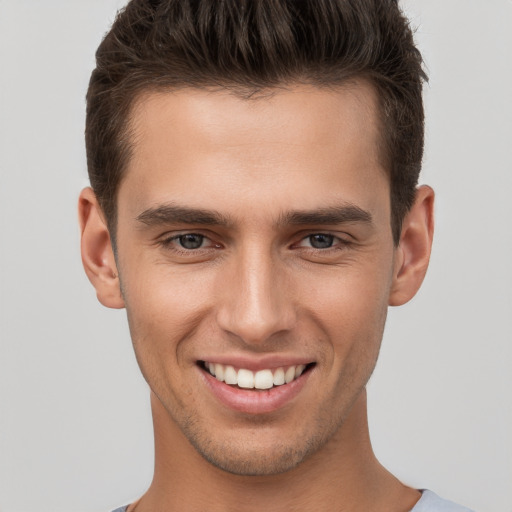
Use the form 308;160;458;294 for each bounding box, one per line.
133;390;419;512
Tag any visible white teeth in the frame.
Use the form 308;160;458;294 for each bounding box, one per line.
273;367;285;386
254;370;274;390
204;362;309;389
214;363;224;381
285;366;296;384
295;364;306;378
237;369;255;389
224;365;237;385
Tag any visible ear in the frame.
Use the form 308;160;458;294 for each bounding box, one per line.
78;187;125;309
389;185;435;306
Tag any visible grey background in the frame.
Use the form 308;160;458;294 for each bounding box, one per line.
0;1;510;511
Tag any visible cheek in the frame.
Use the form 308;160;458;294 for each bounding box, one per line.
294;259;392;368
120;264;212;372
299;261;391;325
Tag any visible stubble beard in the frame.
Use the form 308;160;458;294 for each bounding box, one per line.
162;379;369;477
179;415;332;476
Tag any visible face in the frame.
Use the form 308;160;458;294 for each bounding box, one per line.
114;83;397;475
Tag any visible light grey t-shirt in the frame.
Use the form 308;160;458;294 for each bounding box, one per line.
412;490;474;511
111;489;475;511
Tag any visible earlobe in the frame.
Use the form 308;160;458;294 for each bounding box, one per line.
78;187;125;309
389;185;435;307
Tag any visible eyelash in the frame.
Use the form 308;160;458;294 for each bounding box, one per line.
296;233;351;251
159;233;219;254
158;232;351;256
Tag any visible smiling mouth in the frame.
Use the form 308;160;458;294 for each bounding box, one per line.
199;361;315;390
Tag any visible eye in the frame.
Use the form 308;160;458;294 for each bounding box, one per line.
157;231;222;261
301;234;336;249
175;233;206;250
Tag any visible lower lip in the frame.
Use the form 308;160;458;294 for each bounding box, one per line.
200;366;312;414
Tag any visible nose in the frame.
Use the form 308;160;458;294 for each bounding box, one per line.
215;245;296;345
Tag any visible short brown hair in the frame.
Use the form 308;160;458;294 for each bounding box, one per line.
86;0;427;244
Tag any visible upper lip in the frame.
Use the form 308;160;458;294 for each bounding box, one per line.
197;354;315;372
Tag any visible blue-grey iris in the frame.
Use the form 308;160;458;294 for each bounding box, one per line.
179;234;204;249
309;234;334;249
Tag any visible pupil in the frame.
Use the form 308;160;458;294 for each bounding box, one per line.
310;234;334;249
179;234;203;249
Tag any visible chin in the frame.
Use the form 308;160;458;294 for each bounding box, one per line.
192;438;315;476
178;413;335;477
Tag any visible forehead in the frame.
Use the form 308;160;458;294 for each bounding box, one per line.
119;83;388;222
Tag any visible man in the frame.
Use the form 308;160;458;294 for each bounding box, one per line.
78;1;474;510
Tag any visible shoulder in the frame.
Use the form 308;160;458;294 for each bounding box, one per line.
411;490;476;512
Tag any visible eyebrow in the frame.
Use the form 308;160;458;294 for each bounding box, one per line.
135;203;373;228
136;203;231;227
277;205;373;227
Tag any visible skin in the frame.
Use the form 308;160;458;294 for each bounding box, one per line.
79;82;434;511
